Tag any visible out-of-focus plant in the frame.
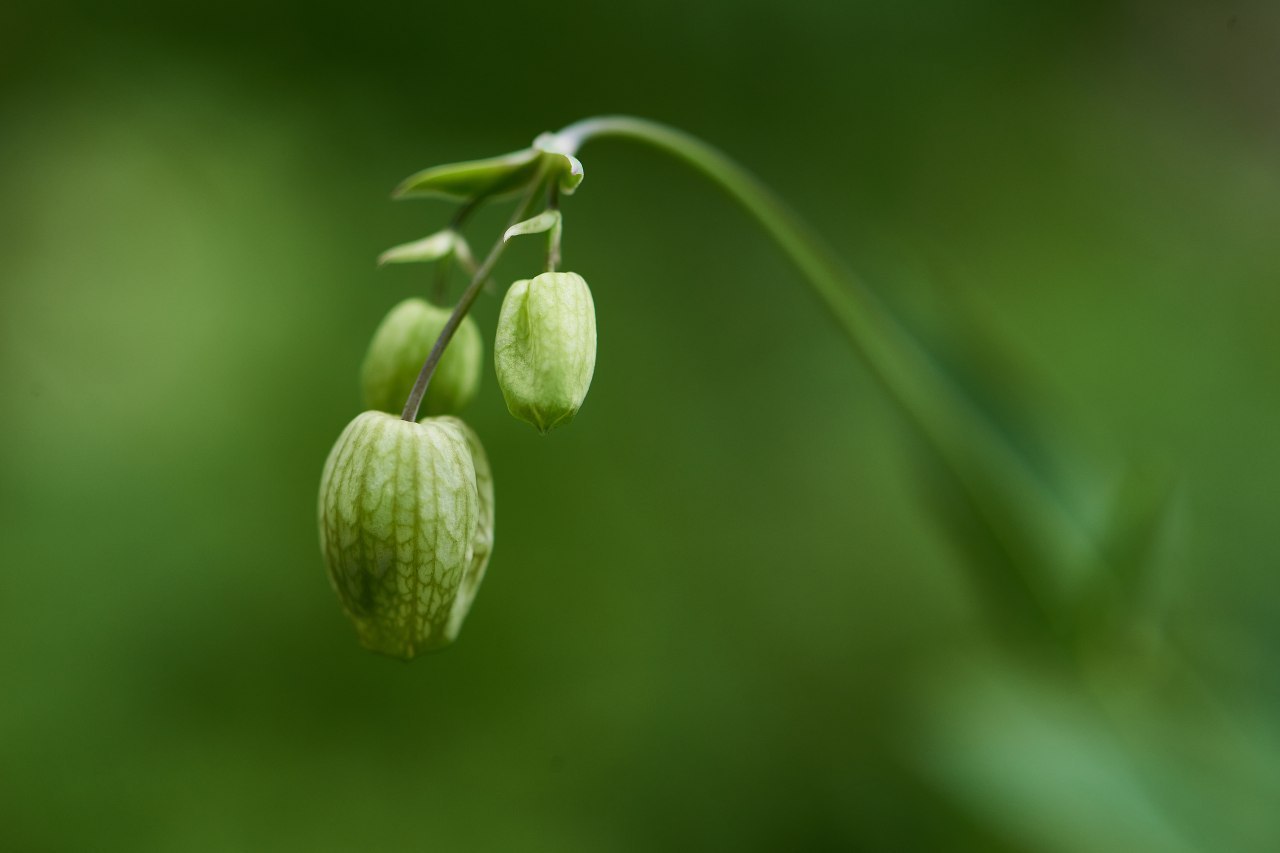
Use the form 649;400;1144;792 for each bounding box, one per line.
317;117;1278;850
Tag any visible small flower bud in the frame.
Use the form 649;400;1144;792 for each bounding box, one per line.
361;298;482;417
318;411;482;658
494;271;597;433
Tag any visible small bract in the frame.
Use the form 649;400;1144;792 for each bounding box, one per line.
361;298;482;417
494;271;597;433
318;411;491;658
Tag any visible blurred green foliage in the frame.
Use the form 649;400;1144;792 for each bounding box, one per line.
2;1;1279;850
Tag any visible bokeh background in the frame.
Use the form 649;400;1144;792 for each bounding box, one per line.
3;1;1279;850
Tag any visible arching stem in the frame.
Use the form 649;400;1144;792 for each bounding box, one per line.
554;116;1103;637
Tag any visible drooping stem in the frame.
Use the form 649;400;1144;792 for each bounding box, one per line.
555;116;1102;635
400;169;548;422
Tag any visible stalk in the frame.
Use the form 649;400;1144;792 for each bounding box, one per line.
555;116;1103;634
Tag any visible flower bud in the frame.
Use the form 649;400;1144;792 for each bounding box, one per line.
361;298;482;417
494;271;596;433
318;411;481;658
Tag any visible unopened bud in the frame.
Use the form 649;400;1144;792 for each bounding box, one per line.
318;411;485;658
494;271;596;433
361;298;482;417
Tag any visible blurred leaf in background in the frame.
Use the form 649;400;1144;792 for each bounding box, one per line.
2;1;1279;850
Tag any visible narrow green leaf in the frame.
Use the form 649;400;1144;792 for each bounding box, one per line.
503;210;562;243
393;147;541;201
377;229;458;266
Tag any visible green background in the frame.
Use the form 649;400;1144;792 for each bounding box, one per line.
3;1;1278;850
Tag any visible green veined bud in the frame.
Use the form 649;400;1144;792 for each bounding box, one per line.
361;298;482;417
494;271;597;433
318;411;482;658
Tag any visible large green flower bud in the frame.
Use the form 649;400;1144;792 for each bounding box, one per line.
494;271;596;433
318;411;486;658
361;298;482;417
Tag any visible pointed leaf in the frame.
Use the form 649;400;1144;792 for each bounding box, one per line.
393;147;541;201
377;229;459;266
503;210;562;243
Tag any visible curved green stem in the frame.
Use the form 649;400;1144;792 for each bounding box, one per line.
400;168;548;422
556;116;1104;634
